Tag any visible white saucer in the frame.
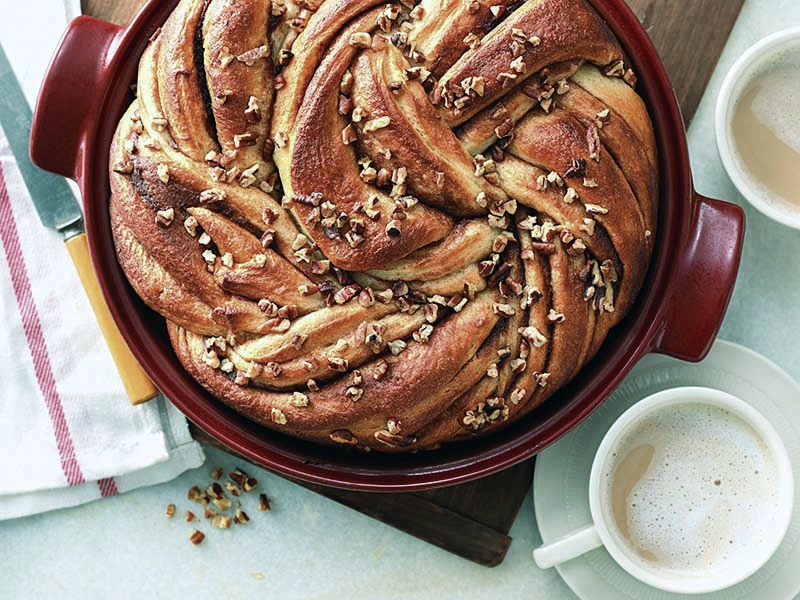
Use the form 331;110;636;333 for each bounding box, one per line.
533;340;800;600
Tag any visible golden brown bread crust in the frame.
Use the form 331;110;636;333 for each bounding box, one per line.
110;0;658;452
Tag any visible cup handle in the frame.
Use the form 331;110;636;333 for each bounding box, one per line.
533;524;603;569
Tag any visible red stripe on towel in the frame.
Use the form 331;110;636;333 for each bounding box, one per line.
98;477;119;497
0;164;85;486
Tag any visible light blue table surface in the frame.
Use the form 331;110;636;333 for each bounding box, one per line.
3;1;799;598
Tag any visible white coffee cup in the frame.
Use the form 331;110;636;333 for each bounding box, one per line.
715;28;800;229
533;387;794;595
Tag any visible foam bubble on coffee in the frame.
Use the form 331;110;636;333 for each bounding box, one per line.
601;403;782;575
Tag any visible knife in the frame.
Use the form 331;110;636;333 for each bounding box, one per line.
0;42;158;406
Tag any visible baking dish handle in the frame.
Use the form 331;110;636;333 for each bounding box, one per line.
30;16;122;181
652;193;745;362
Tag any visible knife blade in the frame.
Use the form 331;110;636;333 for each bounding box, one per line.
0;41;158;405
0;44;83;239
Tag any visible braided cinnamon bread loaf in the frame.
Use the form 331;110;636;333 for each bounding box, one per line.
110;0;657;452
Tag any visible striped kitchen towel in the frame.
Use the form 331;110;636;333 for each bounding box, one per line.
0;0;204;520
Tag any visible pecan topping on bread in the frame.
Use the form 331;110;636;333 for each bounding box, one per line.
110;0;657;452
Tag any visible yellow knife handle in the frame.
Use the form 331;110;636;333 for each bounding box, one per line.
66;233;159;405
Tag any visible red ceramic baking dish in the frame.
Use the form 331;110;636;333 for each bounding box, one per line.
30;0;745;491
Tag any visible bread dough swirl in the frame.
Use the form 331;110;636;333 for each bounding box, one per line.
110;0;658;452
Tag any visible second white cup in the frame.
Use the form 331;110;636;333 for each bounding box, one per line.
533;387;794;595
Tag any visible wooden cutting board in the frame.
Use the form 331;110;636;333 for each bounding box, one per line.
83;0;744;567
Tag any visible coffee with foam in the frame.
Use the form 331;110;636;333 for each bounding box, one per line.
730;48;800;211
600;403;782;576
